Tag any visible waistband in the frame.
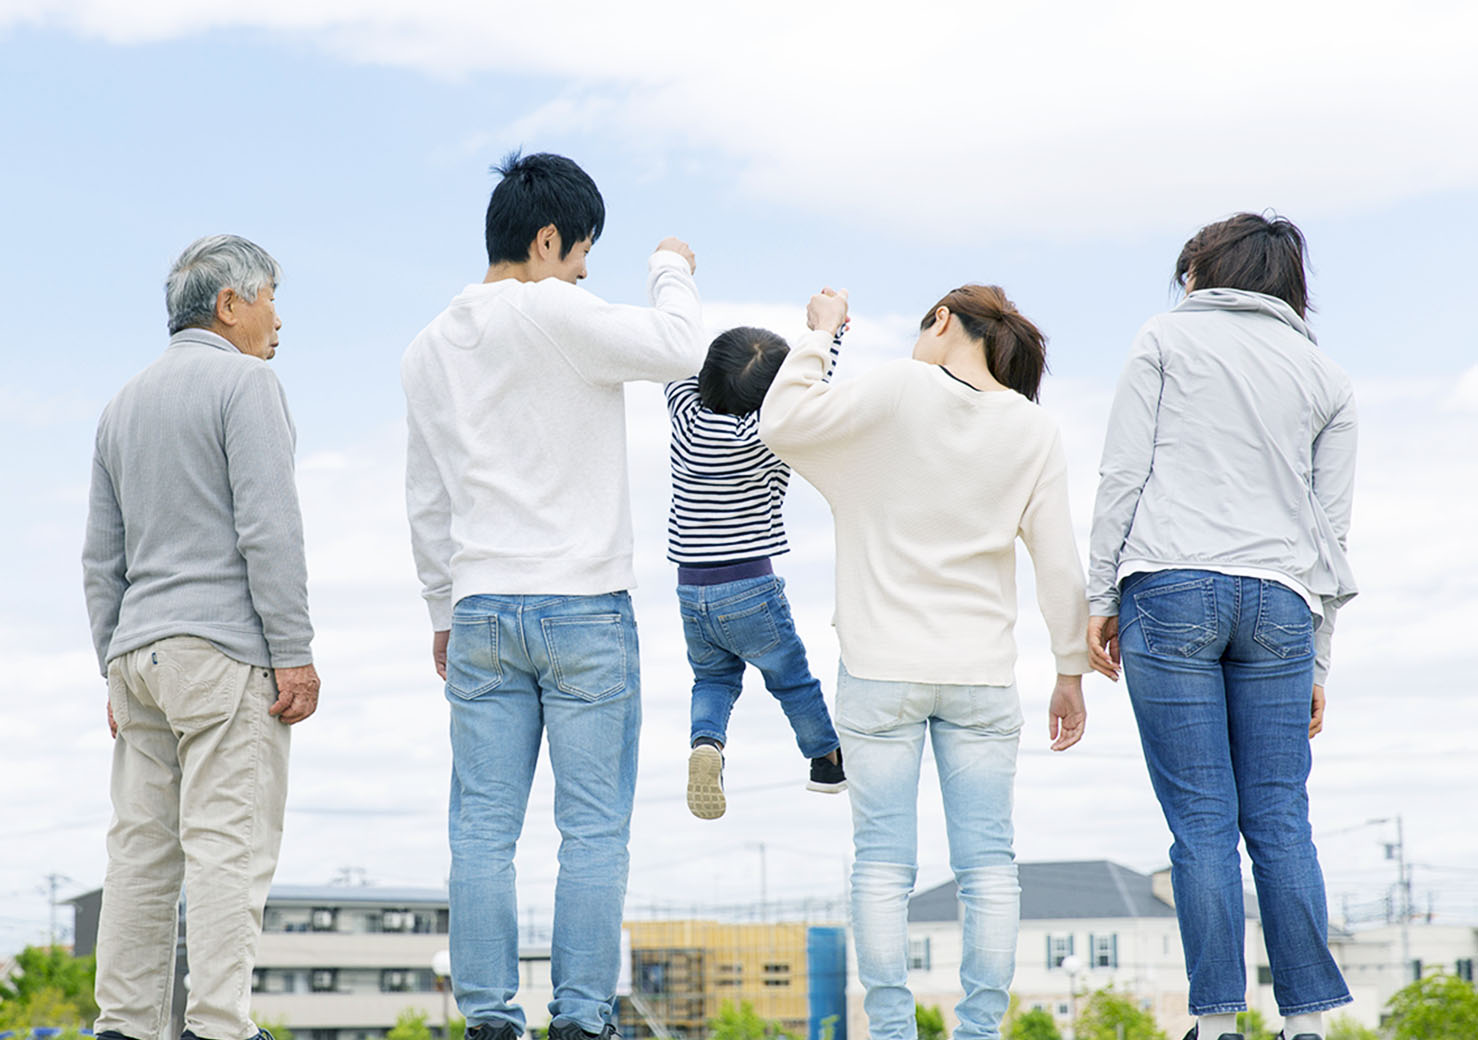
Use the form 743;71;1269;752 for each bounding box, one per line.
676;558;774;586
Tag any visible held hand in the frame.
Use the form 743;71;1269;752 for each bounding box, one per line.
433;629;450;680
269;663;321;725
656;237;696;274
107;697;117;739
1310;683;1325;739
1087;615;1121;681
807;287;849;336
1048;674;1086;751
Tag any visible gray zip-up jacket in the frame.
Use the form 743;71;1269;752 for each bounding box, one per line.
82;329;314;675
1087;288;1357;682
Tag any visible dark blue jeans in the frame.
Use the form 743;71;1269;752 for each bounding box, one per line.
1119;569;1351;1017
677;574;839;758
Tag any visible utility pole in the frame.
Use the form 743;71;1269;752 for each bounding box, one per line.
43;873;70;947
1372;815;1413;982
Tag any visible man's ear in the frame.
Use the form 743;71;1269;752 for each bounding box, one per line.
532;223;560;262
214;287;239;327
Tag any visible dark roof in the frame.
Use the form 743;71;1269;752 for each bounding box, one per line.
909;861;1178;922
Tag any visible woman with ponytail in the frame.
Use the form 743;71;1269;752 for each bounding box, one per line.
760;285;1091;1040
1087;213;1357;1040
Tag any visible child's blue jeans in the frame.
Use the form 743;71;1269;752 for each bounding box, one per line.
676;570;839;758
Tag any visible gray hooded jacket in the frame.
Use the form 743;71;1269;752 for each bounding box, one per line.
1087;288;1358;682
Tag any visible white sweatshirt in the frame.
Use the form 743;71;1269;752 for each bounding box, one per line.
760;330;1092;685
402;250;704;629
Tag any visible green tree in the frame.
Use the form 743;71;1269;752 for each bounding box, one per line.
915;1004;946;1040
1325;1015;1381;1040
1073;988;1166;1040
388;1008;435;1040
253;1017;296;1040
1236;1009;1275;1040
0;945;99;1027
1384;972;1478;1040
1004;1007;1062;1040
707;1001;799;1040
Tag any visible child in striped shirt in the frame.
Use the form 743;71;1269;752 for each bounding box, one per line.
665;326;845;820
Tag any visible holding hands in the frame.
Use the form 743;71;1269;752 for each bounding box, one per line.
808;287;849;336
656;237;696;274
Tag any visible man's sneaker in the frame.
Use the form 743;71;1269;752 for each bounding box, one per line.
467;1023;520;1040
1276;1034;1320;1040
1179;1029;1244;1040
687;741;725;819
807;747;846;793
182;1030;276;1040
549;1022;619;1040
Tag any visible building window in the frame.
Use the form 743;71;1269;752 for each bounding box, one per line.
252;969;267;994
1056;1004;1070;1017
382;909;415;932
1457;958;1474;982
1410;959;1423;980
311;907;337;932
1257;966;1273;985
1047;934;1074;969
908;937;932;971
311;968;338;993
763;962;791;987
382;969;412;993
1089;933;1118;969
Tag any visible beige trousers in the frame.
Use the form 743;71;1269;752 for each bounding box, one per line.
95;636;291;1040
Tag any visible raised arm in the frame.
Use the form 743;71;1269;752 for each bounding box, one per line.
539;244;705;385
758;289;855;458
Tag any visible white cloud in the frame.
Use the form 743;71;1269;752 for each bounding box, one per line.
5;1;1477;239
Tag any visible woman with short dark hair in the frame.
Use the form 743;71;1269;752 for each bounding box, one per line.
1087;213;1358;1040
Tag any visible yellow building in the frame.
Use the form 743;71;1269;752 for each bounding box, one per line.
622;920;815;1039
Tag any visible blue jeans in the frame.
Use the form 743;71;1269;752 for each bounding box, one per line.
836;663;1021;1040
444;592;641;1035
1119;569;1351;1017
677;575;839;758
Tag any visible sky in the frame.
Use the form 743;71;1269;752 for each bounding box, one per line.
1;1;1476;954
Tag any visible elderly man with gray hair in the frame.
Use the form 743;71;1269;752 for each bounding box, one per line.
82;234;320;1040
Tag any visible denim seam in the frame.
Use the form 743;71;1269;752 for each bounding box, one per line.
1277;993;1353;1016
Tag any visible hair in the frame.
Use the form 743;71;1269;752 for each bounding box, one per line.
698;327;791;415
485;150;606;265
165;234;282;335
920;284;1047;401
1174;211;1311;317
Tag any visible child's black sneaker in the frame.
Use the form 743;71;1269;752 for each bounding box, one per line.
807;747;846;793
687;740;726;819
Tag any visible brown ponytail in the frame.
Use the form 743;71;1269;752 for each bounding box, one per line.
920;284;1048;401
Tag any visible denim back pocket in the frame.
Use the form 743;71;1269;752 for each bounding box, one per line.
1133;576;1219;658
716;600;781;657
1252;584;1314;659
542;614;628;702
446;617;504;700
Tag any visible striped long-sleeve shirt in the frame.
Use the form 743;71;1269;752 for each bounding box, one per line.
665;335;840;565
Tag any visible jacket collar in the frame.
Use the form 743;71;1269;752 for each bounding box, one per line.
1175;288;1317;344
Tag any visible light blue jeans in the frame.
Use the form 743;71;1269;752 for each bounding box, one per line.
836;663;1022;1040
678;574;839;757
445;592;641;1035
1119;569;1351;1017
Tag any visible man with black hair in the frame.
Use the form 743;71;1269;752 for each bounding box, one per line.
402;151;703;1040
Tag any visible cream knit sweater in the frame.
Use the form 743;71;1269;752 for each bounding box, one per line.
759;330;1091;685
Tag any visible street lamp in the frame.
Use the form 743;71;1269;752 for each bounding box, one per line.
1060;955;1084;1039
432;949;453;1038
